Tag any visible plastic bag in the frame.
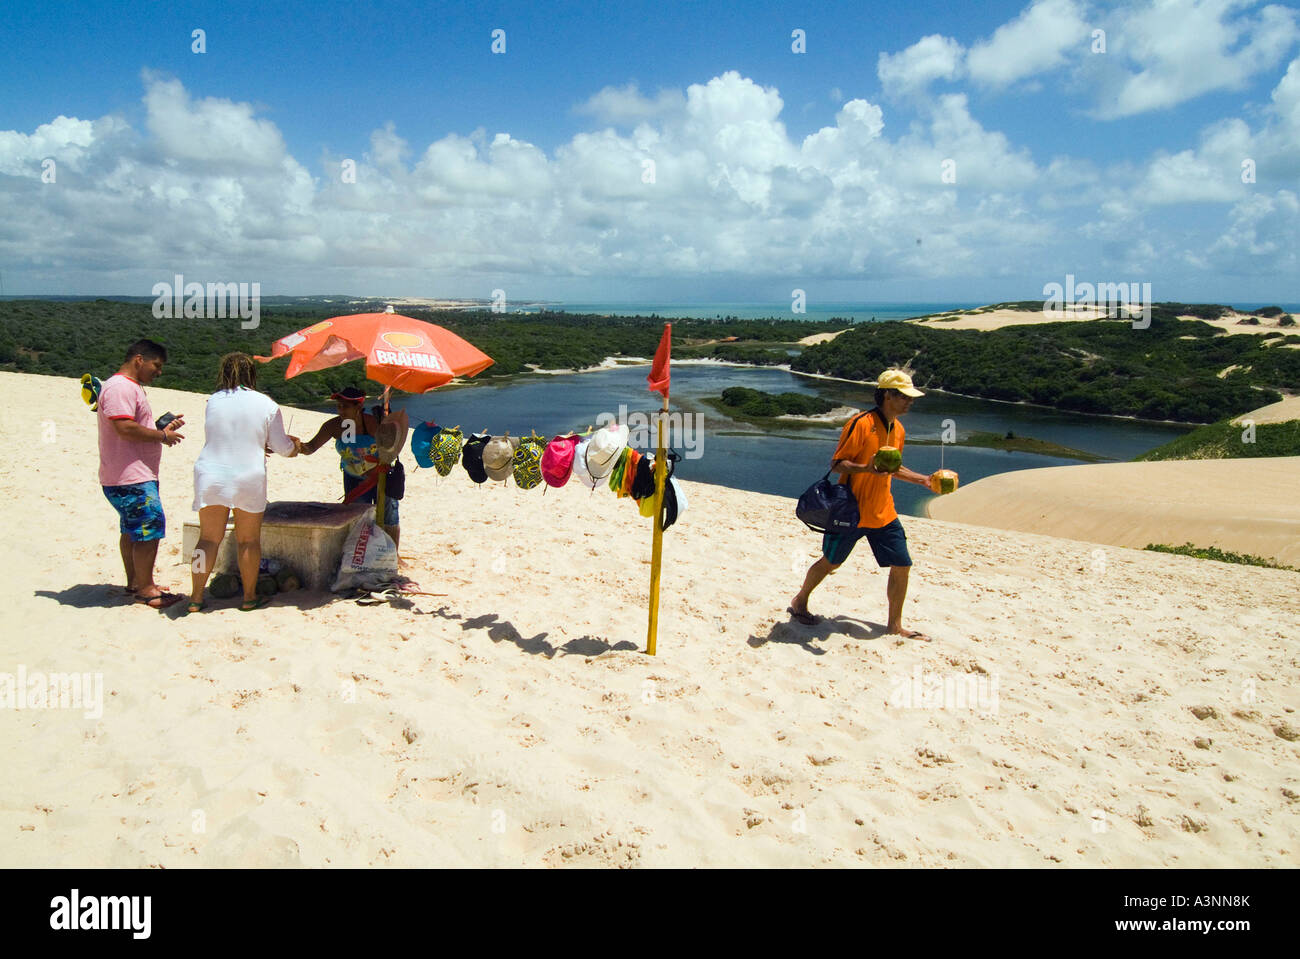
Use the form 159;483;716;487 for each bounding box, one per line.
332;517;399;592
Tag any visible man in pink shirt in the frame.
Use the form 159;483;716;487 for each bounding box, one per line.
98;340;186;608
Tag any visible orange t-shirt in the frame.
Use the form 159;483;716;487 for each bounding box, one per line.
832;409;904;529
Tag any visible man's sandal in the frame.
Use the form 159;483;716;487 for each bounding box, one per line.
787;606;821;626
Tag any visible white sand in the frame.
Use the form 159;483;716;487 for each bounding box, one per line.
1;372;1297;867
928;458;1300;566
797;330;850;346
1231;396;1300;426
909;306;1297;337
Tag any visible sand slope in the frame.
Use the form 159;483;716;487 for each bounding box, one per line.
909;306;1297;337
1;372;1297;867
929;458;1300;566
1231;396;1300;426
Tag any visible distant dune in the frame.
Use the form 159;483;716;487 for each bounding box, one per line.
929;457;1300;566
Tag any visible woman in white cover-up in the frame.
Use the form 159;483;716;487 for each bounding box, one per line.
187;353;300;613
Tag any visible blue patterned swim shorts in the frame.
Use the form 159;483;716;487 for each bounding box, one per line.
102;481;166;542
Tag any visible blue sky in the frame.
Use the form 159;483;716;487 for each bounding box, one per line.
2;0;1298;303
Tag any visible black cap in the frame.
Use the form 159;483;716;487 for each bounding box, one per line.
330;386;366;402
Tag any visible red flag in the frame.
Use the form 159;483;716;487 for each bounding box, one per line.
648;323;671;398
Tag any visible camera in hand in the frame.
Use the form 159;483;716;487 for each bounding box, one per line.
156;412;177;431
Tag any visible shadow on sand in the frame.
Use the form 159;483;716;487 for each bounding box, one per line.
748;613;889;654
34;583;139;609
431;611;641;659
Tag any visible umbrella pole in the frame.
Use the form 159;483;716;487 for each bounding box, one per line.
376;386;391;529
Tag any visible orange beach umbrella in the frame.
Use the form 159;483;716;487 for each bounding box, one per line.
256;312;493;393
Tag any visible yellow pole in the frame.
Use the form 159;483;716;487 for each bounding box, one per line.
376;386;390;528
646;394;668;655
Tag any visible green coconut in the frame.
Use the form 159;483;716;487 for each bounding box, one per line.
255;573;278;597
873;446;903;473
207;573;240;599
930;469;959;494
274;567;300;592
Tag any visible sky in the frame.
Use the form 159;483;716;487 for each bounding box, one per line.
1;0;1298;305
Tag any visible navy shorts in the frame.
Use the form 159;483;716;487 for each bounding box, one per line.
103;481;166;542
822;517;911;567
343;472;400;526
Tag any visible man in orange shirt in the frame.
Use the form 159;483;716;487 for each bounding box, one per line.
789;369;936;640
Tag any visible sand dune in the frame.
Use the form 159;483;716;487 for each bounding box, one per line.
1232;396;1300;426
909;306;1297;336
1;372;1296;867
928;458;1300;566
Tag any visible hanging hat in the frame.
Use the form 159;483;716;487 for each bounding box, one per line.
541;434;580;488
571;438;599;490
431;426;464;477
483;433;518;483
462;432;490;484
585;423;629;479
513;433;545;490
662;477;688;531
411;421;439;469
80;373;102;411
375;416;403;466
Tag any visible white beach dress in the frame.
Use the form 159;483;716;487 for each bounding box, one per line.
192;388;296;513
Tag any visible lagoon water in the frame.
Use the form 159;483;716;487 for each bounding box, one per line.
395;364;1191;518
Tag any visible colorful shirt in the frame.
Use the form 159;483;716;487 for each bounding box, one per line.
336;417;380;479
832;409;905;529
98;374;161;487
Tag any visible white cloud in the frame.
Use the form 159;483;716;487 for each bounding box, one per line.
1207;189;1300;274
143;72;287;168
1095;0;1300;118
877;34;965;99
0;66;1296;295
575;83;684;124
1136;56;1300;203
966;0;1090;89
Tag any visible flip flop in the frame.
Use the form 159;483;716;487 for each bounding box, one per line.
184;600;206;615
138;591;183;610
239;596;271;612
787;606;821;626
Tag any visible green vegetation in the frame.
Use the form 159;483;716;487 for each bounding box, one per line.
1135;418;1300;460
1144;542;1297;573
0;300;843;407
718;386;835;417
674;343;793;365
703;386;842;427
908;430;1110;462
795;304;1300;423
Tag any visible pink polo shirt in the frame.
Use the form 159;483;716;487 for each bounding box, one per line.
97;374;162;487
